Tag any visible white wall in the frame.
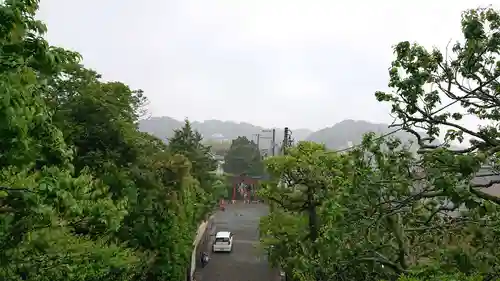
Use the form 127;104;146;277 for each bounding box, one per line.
189;215;215;280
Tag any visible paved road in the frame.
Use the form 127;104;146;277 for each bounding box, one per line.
195;203;278;281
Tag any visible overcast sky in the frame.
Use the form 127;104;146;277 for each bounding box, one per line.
37;0;496;130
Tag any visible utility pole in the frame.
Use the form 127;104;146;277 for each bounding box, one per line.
282;127;294;155
253;133;261;149
260;129;276;157
271;129;276;156
283;127;289;155
253;133;262;159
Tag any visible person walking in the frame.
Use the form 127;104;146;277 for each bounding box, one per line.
200;251;209;268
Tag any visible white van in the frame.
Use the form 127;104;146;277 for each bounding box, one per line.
212;231;233;252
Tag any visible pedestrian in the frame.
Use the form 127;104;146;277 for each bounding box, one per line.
200;251;209;268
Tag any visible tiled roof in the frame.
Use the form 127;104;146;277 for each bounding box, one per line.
472;166;500;197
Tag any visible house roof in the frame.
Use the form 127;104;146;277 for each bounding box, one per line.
472;166;500;197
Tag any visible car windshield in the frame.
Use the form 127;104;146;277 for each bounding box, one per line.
215;237;230;244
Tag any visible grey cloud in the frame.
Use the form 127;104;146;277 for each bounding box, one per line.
36;0;495;130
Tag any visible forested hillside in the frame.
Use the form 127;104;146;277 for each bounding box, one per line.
0;1;223;280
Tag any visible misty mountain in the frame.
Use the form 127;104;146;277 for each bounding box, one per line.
138;117;312;144
306;119;441;150
139;117;440;151
139;116;183;141
307;120;412;149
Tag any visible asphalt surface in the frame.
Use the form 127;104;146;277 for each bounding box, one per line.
195;203;278;281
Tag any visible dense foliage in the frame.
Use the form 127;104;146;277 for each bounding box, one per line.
0;1;219;280
259;6;500;281
223;136;264;176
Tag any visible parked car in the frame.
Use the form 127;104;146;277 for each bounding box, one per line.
212;231;233;253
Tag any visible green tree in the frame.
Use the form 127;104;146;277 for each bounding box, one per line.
375;7;500;194
260;141;348;281
261;135;500;281
168;119;218;217
45;61;207;281
169;120;217;190
0;1;140;280
0;1;212;280
0;0;77;170
261;7;500;281
223;136;264;176
373;7;500;277
47;63;146;199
